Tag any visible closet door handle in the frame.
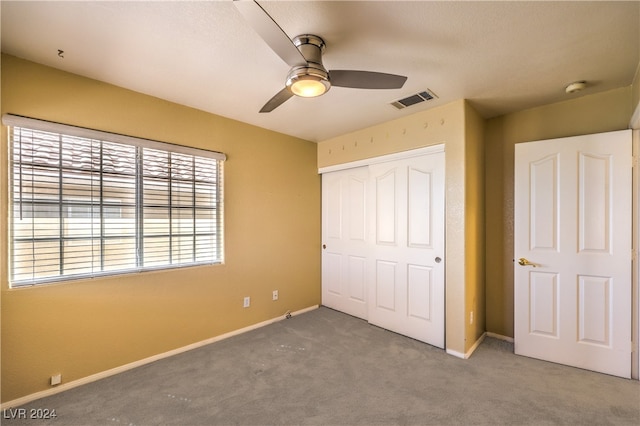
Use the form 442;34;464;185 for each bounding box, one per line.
435;257;442;263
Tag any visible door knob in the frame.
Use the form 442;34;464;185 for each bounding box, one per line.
435;257;442;263
518;258;537;267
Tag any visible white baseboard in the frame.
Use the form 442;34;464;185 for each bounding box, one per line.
466;332;487;358
446;332;486;359
445;348;466;359
486;332;514;343
1;305;319;410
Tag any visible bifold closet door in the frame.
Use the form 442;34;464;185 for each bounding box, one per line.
367;153;445;348
321;167;369;319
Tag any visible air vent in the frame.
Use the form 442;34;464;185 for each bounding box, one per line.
391;89;438;110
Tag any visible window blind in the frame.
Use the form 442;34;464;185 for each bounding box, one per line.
4;114;225;287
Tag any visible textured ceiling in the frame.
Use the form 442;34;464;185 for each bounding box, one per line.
1;1;639;142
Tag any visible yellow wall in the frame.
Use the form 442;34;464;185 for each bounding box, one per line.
0;55;321;403
484;86;634;337
317;101;463;168
318;99;484;355
464;102;486;347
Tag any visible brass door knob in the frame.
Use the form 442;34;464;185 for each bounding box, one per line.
518;257;537;267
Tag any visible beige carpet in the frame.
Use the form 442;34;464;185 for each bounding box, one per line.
3;306;639;425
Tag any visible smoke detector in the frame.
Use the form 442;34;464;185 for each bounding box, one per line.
565;81;587;94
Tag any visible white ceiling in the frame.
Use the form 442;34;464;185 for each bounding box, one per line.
1;1;639;142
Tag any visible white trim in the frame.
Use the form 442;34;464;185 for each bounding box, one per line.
446;332;487;359
0;305;319;410
318;144;444;174
445;348;466;359
486;332;514;343
630;85;639;379
630;98;640;130
633;129;640;380
2;114;226;161
466;332;487;358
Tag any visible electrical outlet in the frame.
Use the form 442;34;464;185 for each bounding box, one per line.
50;374;62;386
243;296;250;308
272;290;278;301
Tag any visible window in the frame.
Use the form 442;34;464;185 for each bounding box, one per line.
4;114;225;287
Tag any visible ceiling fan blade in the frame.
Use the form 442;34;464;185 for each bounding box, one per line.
329;70;408;89
260;88;294;113
233;0;307;67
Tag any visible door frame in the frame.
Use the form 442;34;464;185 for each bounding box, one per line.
632;128;639;380
630;103;639;380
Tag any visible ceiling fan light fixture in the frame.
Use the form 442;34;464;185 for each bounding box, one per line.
286;67;331;98
290;77;328;97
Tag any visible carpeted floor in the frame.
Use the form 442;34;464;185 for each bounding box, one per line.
3;306;639;425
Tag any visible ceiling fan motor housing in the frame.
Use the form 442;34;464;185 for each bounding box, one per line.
293;34;326;66
286;34;331;97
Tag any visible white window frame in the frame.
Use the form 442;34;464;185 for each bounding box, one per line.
4;114;226;287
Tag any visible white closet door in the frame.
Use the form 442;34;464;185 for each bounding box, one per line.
321;167;369;319
367;152;445;348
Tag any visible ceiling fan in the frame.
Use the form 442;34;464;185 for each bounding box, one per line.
233;0;408;113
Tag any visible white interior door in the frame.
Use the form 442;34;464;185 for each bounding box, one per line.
367;152;445;348
321;167;369;319
514;130;632;378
